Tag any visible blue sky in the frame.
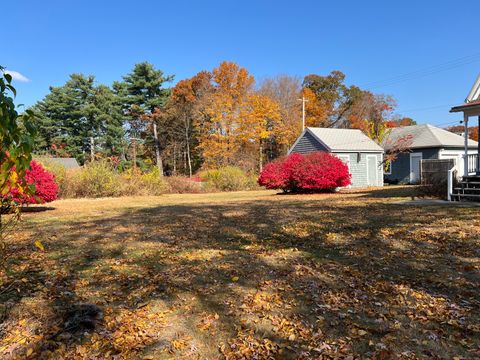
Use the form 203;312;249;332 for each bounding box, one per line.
4;0;480;127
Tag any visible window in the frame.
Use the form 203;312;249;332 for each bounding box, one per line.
384;161;392;175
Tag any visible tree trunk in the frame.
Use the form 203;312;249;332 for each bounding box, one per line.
152;122;163;175
184;115;193;177
259;141;264;173
132;138;137;172
173;142;177;175
90;137;95;162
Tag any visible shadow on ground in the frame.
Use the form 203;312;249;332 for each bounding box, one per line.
2;188;480;358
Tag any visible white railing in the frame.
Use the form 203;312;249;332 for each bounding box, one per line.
447;165;458;201
467;153;478;175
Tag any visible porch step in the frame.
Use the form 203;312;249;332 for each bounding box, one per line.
452;172;480;202
453;193;480;199
463;176;480;181
454;187;480;191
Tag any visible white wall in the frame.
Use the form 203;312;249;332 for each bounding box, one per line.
438;148;478;177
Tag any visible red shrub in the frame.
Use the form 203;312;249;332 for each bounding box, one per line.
258;152;351;192
4;161;58;204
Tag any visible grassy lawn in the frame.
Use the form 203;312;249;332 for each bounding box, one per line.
1;187;480;359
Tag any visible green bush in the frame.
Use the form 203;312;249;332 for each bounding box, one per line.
199;166;258;192
121;167;169;196
63;160;121;198
62;161;169;198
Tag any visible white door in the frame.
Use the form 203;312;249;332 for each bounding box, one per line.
367;155;377;186
410;153;422;184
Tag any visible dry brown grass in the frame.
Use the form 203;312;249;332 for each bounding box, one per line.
1;186;480;359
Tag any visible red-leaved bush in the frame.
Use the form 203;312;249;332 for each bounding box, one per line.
258;152;351;192
4;161;58;204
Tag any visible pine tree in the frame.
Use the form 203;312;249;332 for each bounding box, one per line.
115;62;173;174
33;74;125;163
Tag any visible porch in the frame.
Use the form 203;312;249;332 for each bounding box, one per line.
449;99;480;201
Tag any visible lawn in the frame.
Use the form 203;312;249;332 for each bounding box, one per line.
1;187;480;359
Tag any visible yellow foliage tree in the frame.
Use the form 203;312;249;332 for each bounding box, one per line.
302;87;329;128
238;94;281;171
200;61;254;168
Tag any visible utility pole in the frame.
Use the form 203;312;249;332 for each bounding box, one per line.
298;96;308;131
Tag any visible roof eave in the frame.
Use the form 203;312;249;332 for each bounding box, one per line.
450;103;480;113
331;149;384;153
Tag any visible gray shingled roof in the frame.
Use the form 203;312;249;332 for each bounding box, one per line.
382;124;478;151
306;127;384;152
36;157;80;169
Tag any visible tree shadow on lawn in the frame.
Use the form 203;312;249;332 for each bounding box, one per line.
20;206;56;213
2;192;480;358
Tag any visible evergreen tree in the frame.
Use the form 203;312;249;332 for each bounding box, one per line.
33;74;125;163
115;62;173;174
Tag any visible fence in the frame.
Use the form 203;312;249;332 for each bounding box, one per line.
419;159;455;199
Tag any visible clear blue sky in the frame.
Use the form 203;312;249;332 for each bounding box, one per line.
4;0;480;127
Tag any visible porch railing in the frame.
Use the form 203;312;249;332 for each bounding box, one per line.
466;153;478;175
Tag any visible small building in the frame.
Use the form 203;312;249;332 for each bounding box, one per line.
289;127;384;188
383;124;478;184
36;157;80;170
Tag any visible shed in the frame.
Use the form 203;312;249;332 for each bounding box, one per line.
382;124;478;184
36;157;80;170
288;127;384;188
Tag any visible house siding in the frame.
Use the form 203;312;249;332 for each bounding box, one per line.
289;130;384;188
385;148;440;184
334;152;384;188
290;131;328;153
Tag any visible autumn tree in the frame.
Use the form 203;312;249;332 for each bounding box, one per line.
385;117;417;128
115;62;173;174
302;87;329;128
258;75;302;157
238;93;281;171
200;61;254;168
303;71;368;128
165;71;213;176
349;92;397;141
446;125;479;142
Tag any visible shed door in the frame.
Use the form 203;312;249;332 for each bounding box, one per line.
367;155;377;186
410;153;422;184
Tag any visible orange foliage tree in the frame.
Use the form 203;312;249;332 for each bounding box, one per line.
200;61;255;168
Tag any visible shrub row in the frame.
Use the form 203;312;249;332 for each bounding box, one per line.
37;160;256;198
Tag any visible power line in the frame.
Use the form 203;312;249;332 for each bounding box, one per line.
362;52;480;89
398;103;456;113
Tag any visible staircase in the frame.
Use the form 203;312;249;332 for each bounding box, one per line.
452;175;480;201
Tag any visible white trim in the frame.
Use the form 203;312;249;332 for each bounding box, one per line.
304;128;332;152
287;128;332;154
288;128;385;155
287;128;308;154
409;152;423;184
439;148;478;178
366;154;378;186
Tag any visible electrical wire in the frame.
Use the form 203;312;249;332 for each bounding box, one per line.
362;52;480;89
